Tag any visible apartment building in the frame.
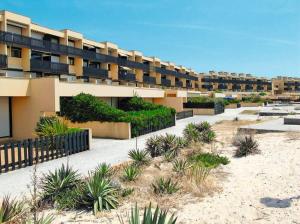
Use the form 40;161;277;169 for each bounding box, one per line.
0;10;298;140
198;71;272;93
0;11;201;139
272;76;300;94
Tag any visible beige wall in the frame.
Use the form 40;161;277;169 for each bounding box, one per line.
11;78;59;139
240;102;263;107
190;108;215;115
153;97;184;112
66;120;131;139
0;78;30;96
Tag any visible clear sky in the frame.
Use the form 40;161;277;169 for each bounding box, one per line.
1;0;299;77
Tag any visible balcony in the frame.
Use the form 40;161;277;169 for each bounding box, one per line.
30;59;69;74
175;80;183;88
245;85;254;91
118;70;136;82
0;54;7;68
257;86;265;91
155;67;197;81
218;84;227;90
161;79;171;87
202;84;213;90
143;76;156;85
232;85;241;91
83;66;108;79
186;82;193;89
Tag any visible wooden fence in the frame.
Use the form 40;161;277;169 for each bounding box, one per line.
0;130;90;173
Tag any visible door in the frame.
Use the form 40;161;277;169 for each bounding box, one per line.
0;97;11;138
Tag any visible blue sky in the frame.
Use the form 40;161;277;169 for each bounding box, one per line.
1;0;300;77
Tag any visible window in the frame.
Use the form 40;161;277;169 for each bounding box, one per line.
69;57;75;65
11;47;22;58
83;60;88;67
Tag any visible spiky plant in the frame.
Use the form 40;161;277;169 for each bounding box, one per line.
122;165;140;182
120;203;177;224
175;137;188;149
163;151;176;162
94;163;114;179
26;214;55;224
41;164;81;204
187;162;211;187
183;123;200;143
160;134;180;156
145;135;164;157
0;196;25;223
235;136;259;157
172;159;190;175
128;149;150;166
152;178;180;195
200;130;216;143
81;172;118;214
195;121;211;133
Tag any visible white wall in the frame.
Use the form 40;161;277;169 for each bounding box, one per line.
0;97;10;137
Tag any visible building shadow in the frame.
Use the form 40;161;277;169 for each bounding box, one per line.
260;196;300;208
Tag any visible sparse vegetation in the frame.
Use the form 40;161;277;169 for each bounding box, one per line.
189;153;230;168
235;136;259;157
94;163;114;179
152;177;180;195
0;196;25;223
172;159;190;175
128;149;150;166
122;165;140;181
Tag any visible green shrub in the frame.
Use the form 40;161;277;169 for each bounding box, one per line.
235;136;259;157
163;151;176;162
41;164;81;206
35;116;80;137
94;163;114;179
195;121;211;132
152;178;180;195
0;196;25;223
187;162;211;186
81;172;118;214
187;96;215;104
119;96;164;111
60;93;127;123
128;149;150;166
122;165;140;182
160;134;181;156
120;203;177;224
189;153;230;168
172;159;190;175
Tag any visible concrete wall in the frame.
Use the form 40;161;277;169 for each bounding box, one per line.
66;120;131;139
153;97;184;112
240;102;263;107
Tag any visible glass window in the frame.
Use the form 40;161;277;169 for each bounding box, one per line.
69;57;75;65
11;47;22;58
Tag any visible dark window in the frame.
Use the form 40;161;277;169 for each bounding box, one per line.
69;57;75;65
11;47;22;58
83;60;88;67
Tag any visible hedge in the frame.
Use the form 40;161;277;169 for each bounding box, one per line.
60;94;176;138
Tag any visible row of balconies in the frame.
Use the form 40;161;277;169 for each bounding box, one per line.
201;77;270;85
0;31;197;81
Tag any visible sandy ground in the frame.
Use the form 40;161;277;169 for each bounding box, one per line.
49;120;300;224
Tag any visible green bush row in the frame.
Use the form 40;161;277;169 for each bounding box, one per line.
60;94;176;138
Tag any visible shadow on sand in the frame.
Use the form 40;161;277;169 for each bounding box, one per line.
260;196;300;208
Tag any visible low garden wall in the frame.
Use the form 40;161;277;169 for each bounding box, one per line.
183;102;224;115
225;103;241;109
66;120;131;139
240;102;263;107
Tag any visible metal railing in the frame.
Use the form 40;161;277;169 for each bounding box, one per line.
143;76;156;85
175;81;183;88
161;79;171;87
176;110;193;120
83;66;109;79
30;59;69;74
118;70;136;82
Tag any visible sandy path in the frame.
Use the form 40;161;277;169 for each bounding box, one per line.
178;133;300;224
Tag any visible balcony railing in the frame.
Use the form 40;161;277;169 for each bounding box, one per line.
218;84;228;90
118;70;136;82
161;79;171;87
202;84;213;90
175;81;183;88
143;76;156;85
83;66;108;79
232;85;241;90
186;82;193;88
30;59;69;74
155;67;197;81
0;54;7;68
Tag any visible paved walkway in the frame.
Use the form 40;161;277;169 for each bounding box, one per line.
0;108;260;197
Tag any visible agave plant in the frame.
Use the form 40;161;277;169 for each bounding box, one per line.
163;151;176;162
172;159;190;175
41;164;81;203
81;172;118;214
152;178;180;195
120;203;177;224
160;134;180;155
122;165;140;182
235;136;259;157
94;163;114;179
0;196;25;223
35;116;79;137
128;149;150;166
200;130;216;143
183;123;200;143
26;214;55;224
145;135;163;157
195;121;211;133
